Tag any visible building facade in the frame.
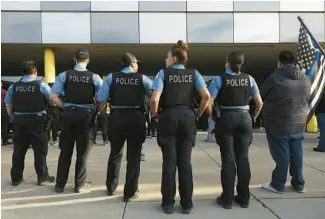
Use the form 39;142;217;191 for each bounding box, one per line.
2;1;325;44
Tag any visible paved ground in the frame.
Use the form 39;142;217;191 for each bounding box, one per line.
1;132;325;219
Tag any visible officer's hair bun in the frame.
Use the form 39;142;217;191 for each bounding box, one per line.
176;40;188;51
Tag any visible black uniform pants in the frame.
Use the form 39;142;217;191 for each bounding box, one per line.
50;115;60;141
106;109;146;198
11;115;50;182
56;109;93;188
1;107;10;143
216;110;253;205
158;108;196;209
92;116;108;142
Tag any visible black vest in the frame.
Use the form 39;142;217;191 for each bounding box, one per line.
217;73;251;106
12;80;47;112
110;72;145;106
64;70;95;104
316;89;325;113
159;68;195;110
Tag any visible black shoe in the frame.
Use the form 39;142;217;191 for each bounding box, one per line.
234;195;249;208
54;185;64;193
181;207;193;214
313;148;325;153
216;196;232;209
37;176;55;186
123;190;139;202
161;205;174;214
107;191;115;196
11;179;23;186
74;181;92;193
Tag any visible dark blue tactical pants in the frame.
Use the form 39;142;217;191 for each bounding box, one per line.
158;108;196;209
266;130;305;191
217;110;253;205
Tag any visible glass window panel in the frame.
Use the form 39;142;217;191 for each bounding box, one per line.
91;1;138;11
234;13;279;43
139;1;186;11
1;12;41;43
41;13;91;43
91;13;139;43
280;1;324;12
41;1;90;11
187;13;233;43
186;1;233;11
139;13;186;43
234;1;279;11
1;1;41;11
280;13;325;42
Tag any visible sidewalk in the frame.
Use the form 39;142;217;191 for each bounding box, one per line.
1;133;324;219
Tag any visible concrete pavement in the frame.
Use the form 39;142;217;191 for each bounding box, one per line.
1;133;325;219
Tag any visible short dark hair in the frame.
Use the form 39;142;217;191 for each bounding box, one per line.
278;51;295;65
170;40;188;65
21;61;37;75
119;53;138;68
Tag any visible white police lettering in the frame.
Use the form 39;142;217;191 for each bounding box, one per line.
69;75;90;83
15;85;36;92
116;77;139;85
168;74;193;83
226;78;249;87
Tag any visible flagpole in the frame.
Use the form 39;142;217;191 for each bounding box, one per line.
297;16;325;57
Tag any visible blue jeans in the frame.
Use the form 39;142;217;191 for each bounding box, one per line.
266;131;305;191
316;113;325;150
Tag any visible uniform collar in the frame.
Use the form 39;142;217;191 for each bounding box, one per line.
225;68;232;74
121;67;135;74
171;64;185;70
74;64;88;71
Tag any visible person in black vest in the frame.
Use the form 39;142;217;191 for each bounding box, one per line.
97;53;152;202
314;88;325;153
4;61;55;186
208;51;263;209
151;40;210;214
261;51;311;194
50;49;103;193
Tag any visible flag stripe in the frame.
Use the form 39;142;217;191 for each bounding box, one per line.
310;55;324;94
296;22;325;123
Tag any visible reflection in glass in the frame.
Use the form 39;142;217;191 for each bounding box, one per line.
187;13;233;43
91;1;138;11
41;1;90;11
91;13;139;43
234;1;279;11
280;13;325;42
1;12;42;43
139;13;187;43
234;13;279;43
139;1;186;11
41;13;91;43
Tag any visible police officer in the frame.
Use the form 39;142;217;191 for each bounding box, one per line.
151;40;211;214
50;49;103;193
5;61;55;186
97;53;152;202
208;51;263;209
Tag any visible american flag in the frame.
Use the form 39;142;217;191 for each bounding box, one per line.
296;22;325;123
